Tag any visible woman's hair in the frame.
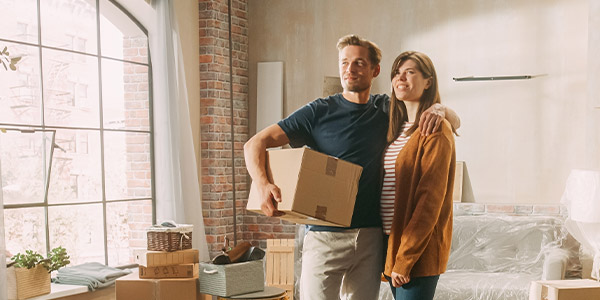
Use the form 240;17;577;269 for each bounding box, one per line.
387;51;440;143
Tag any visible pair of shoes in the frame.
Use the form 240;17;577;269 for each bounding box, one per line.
211;242;265;265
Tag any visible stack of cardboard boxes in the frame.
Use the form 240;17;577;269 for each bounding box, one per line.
116;225;208;300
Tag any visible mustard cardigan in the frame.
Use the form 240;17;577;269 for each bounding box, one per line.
384;119;456;278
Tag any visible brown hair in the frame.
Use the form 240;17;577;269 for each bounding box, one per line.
336;34;382;66
387;51;441;143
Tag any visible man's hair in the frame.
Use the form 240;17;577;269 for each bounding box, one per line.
336;34;382;66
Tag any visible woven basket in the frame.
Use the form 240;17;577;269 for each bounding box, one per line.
14;265;51;300
147;226;193;252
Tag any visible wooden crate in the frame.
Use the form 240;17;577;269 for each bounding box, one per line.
266;239;295;300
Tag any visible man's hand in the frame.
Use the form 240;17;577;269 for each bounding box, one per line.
243;124;290;217
391;271;411;287
419;103;445;136
257;182;285;217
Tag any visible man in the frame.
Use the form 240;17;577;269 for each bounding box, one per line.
244;35;460;300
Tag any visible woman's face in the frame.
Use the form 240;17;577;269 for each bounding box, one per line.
392;59;431;102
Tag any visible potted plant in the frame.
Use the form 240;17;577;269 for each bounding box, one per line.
9;247;70;300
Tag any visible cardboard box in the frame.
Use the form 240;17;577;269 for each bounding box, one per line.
139;263;199;279
198;260;264;297
529;279;600;300
135;248;200;267
247;148;362;227
116;272;198;300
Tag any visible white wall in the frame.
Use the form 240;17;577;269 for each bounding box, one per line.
248;0;598;204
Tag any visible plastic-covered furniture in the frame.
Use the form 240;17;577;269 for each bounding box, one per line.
379;215;577;300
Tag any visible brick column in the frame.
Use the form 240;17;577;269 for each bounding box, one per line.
199;0;296;257
123;36;152;258
198;0;248;257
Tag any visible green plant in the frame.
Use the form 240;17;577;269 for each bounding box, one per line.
46;246;70;272
11;246;70;273
1;46;22;71
10;250;44;269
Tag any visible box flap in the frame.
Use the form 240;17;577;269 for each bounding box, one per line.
265;148;304;211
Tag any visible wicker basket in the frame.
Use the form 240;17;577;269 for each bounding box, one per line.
13;265;51;300
147;224;193;252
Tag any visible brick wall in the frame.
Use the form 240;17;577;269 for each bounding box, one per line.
454;203;567;217
123;36;152;262
198;0;296;257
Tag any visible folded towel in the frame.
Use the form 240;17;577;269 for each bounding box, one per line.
53;262;131;291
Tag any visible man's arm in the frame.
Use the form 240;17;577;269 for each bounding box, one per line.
419;104;461;136
243;124;290;216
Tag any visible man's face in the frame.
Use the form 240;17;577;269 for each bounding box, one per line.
338;45;380;93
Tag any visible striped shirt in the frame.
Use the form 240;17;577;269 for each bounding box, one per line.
381;122;413;234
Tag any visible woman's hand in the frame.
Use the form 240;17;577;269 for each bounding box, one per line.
391;271;411;287
419;103;445;136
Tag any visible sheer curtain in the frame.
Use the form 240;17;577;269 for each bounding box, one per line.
150;0;209;262
1;154;6;300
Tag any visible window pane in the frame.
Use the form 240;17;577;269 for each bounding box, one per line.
0;42;42;126
0;0;39;44
104;131;151;200
102;59;150;130
40;0;97;55
43;48;100;128
107;200;152;266
48;130;102;204
49;204;104;265
0;130;53;205
100;0;148;64
4;207;46;257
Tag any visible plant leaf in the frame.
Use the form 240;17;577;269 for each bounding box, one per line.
11;56;21;63
9;64;16;71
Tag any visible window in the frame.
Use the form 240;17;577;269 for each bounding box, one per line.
0;0;154;266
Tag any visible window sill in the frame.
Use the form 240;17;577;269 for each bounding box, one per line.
27;284;87;300
27;283;115;300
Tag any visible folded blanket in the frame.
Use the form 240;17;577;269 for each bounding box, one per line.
53;262;132;291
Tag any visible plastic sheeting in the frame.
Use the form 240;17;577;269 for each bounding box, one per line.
379;215;576;300
435;215;575;300
561;169;600;280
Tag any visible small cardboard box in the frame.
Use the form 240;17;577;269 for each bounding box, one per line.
529;279;600;300
247;148;362;227
116;272;198;300
135;248;200;267
198;260;264;297
139;263;199;279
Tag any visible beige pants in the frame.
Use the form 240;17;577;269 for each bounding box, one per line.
300;227;383;300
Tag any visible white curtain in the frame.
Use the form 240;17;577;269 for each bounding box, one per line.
0;146;7;300
150;0;209;262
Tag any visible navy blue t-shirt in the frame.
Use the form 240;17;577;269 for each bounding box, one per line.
277;93;389;229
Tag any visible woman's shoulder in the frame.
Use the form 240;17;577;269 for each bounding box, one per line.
440;119;454;134
421;119;455;143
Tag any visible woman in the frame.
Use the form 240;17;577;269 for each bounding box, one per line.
381;51;456;300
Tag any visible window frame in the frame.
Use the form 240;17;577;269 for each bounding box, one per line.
0;0;156;266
